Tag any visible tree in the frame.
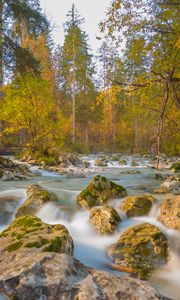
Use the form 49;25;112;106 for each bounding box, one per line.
100;0;180;165
0;75;55;154
1;0;49;87
60;4;95;144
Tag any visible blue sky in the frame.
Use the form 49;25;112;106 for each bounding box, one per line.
40;0;111;52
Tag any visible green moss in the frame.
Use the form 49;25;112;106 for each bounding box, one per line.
44;236;62;252
170;162;180;172
12;215;42;229
77;175;127;210
6;241;22;252
121;195;154;217
25;238;49;248
108;223;168;279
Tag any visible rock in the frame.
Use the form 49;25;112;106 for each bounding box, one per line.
0;215;73;255
0;252;170;300
77;175;127;209
131;160;139;166
15;184;58;217
158;196;180;230
0;196;19;225
107;223;168;279
82;160;90;168
119;159;127;165
170;161;180;173
89;205;121;234
155;173;165;181
94;157;109;167
121;195;156;217
0;157;31;180
160;175;180;195
110;154;119;161
120;170;141;174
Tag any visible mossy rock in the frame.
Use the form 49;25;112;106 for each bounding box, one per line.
77;175;127;209
120;170;141;175
170;162;180;173
119;159;127;165
0;168;4;179
107;223;168;279
121;195;156;217
157;196;180;230
89;205;121;235
94;158;109;167
111;154;119;161
15;184;58;217
131;160;139;166
0;215;73;255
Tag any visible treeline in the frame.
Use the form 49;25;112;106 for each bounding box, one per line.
0;1;179;158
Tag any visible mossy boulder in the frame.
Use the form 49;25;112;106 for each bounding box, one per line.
94;158;109;167
131;160;139;167
0;215;73;255
107;223;168;279
170;162;180;173
110;154;119;161
121;195;156;217
89;205;121;234
120;170;141;175
119;159;127;165
77;175;127;209
15;184;58;217
160;175;180;195
158;196;180;230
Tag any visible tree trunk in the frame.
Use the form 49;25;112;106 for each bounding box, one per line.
72;8;76;144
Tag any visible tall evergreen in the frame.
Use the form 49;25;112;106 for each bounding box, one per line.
1;0;49;87
60;4;95;143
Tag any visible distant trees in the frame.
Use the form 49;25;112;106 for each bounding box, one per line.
0;1;179;157
1;0;49;87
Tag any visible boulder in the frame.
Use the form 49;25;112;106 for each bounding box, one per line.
0;195;20;225
119;159;127;165
107;223;168;279
15;184;58;217
0;252;170;300
89;205;121;234
158;196;180;230
131;160;139;166
121;195;156;217
94;158;109;167
0;215;73;255
110;154;119;161
77;175;127;209
0;157;31;180
160;175;180;195
120;170;141;174
82;160;90;168
170;161;180;173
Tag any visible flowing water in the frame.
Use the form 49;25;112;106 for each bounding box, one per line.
0;155;179;299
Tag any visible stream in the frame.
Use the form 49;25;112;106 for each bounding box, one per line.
0;155;179;300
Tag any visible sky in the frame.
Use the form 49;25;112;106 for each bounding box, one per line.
39;0;111;53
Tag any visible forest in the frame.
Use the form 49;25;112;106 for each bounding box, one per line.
0;2;180;300
0;0;179;161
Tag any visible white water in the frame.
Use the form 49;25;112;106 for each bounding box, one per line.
0;154;179;299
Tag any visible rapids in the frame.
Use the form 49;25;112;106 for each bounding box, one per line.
0;155;179;299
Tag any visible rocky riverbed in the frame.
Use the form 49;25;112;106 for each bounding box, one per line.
0;154;180;300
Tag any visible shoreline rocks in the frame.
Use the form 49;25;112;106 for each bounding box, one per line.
0;156;31;181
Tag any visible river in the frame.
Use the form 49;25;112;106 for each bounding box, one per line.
0;155;179;300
